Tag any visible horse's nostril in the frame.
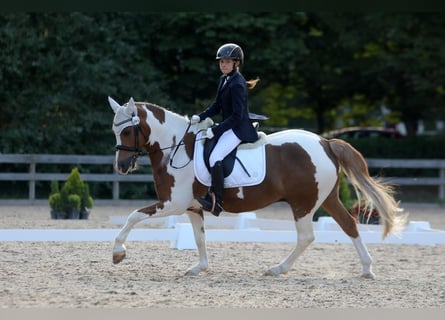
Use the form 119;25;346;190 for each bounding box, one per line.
115;156;135;174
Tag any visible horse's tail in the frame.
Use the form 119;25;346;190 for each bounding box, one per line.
328;138;407;239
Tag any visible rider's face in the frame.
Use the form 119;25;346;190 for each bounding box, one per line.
219;58;238;75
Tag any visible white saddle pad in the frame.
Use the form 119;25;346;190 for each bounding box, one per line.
194;131;267;188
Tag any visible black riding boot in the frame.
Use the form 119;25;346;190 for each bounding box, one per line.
197;161;224;216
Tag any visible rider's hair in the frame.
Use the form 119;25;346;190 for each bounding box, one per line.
246;77;260;90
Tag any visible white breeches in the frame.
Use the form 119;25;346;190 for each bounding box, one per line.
209;129;241;167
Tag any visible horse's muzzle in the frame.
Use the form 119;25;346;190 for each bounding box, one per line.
115;154;137;174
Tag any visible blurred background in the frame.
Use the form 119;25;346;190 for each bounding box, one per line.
1;12;444;204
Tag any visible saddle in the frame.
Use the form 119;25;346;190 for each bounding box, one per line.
194;128;267;188
203;121;263;177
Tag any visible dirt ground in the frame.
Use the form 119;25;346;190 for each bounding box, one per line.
0;202;444;308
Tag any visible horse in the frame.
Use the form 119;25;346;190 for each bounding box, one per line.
108;96;406;279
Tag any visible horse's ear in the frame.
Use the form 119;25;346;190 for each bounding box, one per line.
108;96;120;114
125;97;137;116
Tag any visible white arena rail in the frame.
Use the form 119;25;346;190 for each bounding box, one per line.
0;213;444;248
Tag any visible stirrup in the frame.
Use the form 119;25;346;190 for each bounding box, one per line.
197;193;213;212
197;192;222;216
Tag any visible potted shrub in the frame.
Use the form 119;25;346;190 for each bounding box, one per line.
80;183;94;219
49;188;64;219
66;194;81;219
48;167;94;220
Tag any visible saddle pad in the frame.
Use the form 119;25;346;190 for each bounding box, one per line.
194;131;267;188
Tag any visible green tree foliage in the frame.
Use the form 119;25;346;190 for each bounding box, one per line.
1;12;444;155
0;13;167;154
332;13;445;136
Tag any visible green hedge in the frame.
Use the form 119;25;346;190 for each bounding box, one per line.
343;136;445;178
342;136;445;158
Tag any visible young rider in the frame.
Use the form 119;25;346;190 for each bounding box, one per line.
190;43;259;216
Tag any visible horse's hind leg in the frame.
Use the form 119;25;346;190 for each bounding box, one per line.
112;209;151;264
184;210;209;276
264;213;314;276
322;194;375;279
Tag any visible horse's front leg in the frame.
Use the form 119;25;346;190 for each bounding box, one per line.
112;201;167;264
184;208;208;276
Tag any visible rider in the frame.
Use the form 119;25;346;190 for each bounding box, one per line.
190;43;259;216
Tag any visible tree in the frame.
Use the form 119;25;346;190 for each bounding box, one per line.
1;12;444;157
0;13;167;154
338;13;445;136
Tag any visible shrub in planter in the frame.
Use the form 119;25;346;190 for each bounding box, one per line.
79;183;94;219
66;194;81;219
48;168;94;220
49;192;64;219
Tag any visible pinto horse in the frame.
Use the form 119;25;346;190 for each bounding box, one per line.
108;96;406;279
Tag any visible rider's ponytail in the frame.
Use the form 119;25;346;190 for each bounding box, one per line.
246;77;260;90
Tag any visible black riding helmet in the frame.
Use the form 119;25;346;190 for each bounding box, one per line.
216;43;244;64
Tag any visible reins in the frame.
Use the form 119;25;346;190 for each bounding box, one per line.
169;121;197;169
115;114;205;169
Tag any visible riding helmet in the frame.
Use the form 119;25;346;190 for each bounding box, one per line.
216;43;244;64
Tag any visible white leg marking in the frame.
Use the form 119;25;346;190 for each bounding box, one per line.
184;211;209;276
351;236;375;279
265;214;315;276
112;210;151;263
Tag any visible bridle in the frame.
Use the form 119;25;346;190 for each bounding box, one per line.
114;111;198;169
114;112;148;155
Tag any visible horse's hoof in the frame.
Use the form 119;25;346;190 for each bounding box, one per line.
184;269;199;277
264;264;285;276
361;272;376;280
184;264;207;276
113;251;126;264
264;269;280;277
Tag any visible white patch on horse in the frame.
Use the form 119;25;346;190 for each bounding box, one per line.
236;187;245;199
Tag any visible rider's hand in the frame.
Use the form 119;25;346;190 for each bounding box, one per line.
206;128;214;139
190;115;200;125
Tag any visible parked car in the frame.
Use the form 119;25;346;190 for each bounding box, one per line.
322;126;404;139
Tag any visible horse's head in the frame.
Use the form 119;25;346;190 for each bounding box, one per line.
109;96;149;174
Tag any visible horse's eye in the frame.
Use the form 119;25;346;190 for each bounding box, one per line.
122;128;131;137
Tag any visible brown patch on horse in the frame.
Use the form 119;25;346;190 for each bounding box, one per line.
192;178;208;198
212;143;319;220
138;201;165;216
274;142;319;219
145;141;175;204
183;132;196;160
137;109;152;148
140;102;165;124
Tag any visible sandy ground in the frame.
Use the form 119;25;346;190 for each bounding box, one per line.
0;202;444;308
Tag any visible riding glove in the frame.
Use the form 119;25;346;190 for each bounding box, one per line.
206;128;214;139
190;115;200;124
